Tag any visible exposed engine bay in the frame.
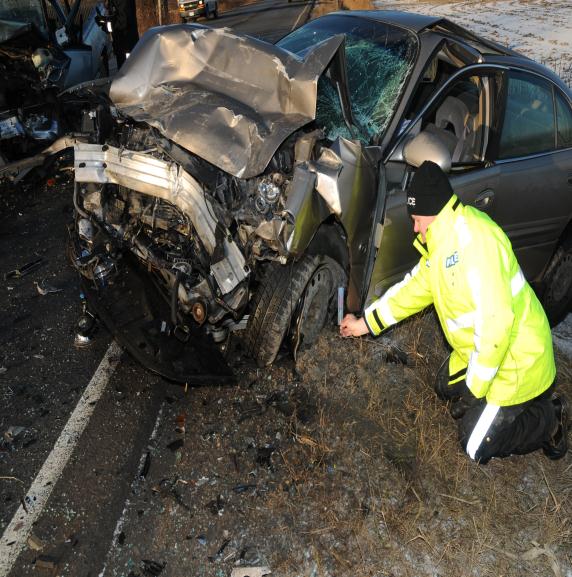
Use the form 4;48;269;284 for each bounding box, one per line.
70;24;381;382
71;123;333;371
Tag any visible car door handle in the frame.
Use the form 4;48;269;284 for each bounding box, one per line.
474;189;495;209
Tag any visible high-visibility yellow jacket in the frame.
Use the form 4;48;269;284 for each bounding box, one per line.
364;195;555;407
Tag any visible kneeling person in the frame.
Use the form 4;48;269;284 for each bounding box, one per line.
340;161;568;464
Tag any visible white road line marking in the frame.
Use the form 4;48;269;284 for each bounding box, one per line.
0;341;122;577
98;402;166;577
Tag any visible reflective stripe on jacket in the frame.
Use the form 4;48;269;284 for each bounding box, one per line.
364;195;555;407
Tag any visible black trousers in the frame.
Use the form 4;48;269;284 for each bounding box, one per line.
434;358;556;463
457;385;556;463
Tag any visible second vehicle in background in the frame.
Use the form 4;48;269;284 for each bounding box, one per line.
178;0;218;21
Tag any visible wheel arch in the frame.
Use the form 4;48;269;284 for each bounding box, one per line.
303;216;350;275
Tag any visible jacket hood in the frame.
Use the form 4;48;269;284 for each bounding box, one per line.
109;24;344;178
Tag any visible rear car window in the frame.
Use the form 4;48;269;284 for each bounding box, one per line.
499;71;556;159
556;91;572;149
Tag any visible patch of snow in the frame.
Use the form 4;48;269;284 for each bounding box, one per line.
376;0;572;84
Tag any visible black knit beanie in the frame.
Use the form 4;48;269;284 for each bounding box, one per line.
407;161;454;216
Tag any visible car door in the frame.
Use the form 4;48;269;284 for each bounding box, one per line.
365;69;501;307
484;70;572;283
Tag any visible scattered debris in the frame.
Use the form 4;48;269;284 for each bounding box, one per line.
0;367;7;375
1;426;26;449
265;387;316;423
35;554;59;572
208;538;231;563
175;412;186;434
27;533;45;551
207;494;225;516
230;567;271;577
166;439;184;452
140;559;165;576
237;400;265;422
255;446;275;469
232;484;257;494
5;257;45;280
34;280;63;296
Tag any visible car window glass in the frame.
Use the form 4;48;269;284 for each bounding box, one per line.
499;72;555;159
417;74;489;164
556;92;572;149
0;0;47;35
278;15;417;143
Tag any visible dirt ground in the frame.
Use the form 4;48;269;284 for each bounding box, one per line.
104;312;572;576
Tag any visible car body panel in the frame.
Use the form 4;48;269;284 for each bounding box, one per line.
110;25;344;179
70;10;572;380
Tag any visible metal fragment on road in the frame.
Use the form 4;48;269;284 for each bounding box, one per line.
4;257;45;279
35;280;63;296
231;567;271;577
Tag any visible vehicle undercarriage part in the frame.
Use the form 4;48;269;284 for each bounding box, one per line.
80;254;234;383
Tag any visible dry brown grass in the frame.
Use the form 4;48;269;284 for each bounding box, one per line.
290;311;572;576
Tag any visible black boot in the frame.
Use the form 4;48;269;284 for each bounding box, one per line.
543;394;569;460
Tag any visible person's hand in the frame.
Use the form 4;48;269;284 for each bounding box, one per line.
340;314;369;337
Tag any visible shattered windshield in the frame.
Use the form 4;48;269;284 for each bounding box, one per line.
0;0;47;33
278;14;418;143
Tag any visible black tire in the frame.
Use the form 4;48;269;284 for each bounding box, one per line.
246;255;346;366
542;237;572;326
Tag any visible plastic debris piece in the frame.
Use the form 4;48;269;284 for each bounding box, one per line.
255;446;275;468
337;286;344;325
0;367;7;374
232;484;257;494
139;451;151;478
5;257;45;279
141;559;165;576
74;298;97;348
4;426;26;441
167;439;184;451
27;533;45;551
207;494;225;516
196;534;207;546
35;555;59;571
208;538;231;563
35;280;63;296
230;568;271;577
175;412;186;434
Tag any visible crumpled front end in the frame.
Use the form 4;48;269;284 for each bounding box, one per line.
69;25;369;381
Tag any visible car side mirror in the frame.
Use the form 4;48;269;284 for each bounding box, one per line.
403;131;452;173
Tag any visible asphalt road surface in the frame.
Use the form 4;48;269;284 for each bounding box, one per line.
0;2;314;575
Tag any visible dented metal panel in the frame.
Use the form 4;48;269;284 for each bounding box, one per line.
74;143;248;294
109;25;344;179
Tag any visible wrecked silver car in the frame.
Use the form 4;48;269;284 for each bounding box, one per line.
70;12;572;383
0;0;111;179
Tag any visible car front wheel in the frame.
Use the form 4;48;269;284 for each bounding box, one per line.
246;255;346;366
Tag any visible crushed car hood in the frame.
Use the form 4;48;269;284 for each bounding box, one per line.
110;25;344;178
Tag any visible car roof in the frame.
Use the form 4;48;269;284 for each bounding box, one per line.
324;10;572;97
338;9;442;33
